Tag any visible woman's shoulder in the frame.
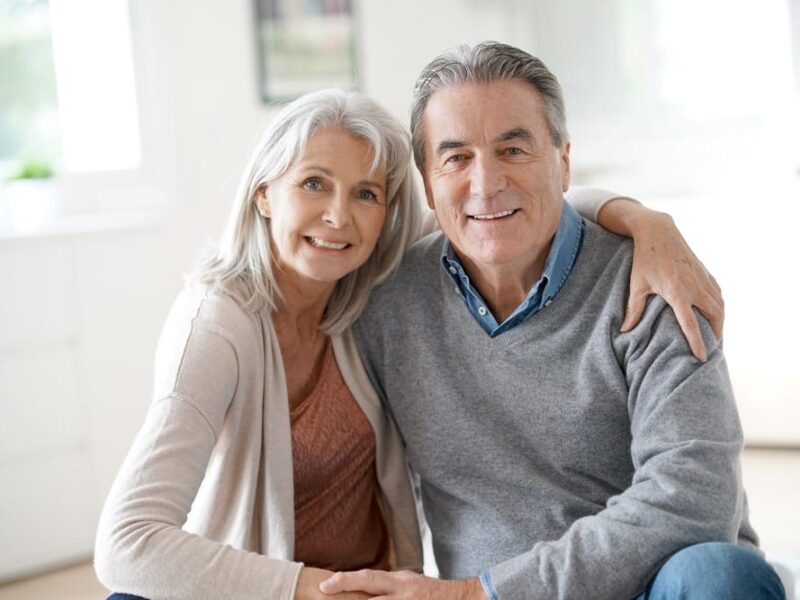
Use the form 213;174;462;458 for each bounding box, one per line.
166;278;266;349
152;279;268;403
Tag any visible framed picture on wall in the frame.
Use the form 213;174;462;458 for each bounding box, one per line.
254;0;358;102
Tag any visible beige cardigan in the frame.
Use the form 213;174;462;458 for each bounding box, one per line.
94;284;424;599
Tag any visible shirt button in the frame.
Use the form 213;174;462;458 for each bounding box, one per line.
449;266;457;274
478;306;487;316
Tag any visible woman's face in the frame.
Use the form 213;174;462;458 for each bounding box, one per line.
256;127;388;287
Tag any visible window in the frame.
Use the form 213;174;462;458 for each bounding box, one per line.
0;0;141;177
0;0;60;176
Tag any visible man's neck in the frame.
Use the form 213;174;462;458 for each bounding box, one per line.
458;247;550;323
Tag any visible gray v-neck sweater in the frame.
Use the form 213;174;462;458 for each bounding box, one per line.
354;221;758;600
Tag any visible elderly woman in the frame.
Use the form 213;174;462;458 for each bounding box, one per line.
94;89;722;600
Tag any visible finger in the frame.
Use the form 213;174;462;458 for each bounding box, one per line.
672;304;706;362
709;272;722;293
320;570;393;596
621;290;649;332
704;277;724;314
693;293;724;342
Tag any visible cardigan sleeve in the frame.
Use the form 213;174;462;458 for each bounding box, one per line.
564;185;626;222
94;292;303;600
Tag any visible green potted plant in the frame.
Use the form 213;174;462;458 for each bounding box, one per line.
3;157;62;232
9;158;54;181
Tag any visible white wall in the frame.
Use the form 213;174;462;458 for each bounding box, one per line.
1;0;798;581
0;0;278;580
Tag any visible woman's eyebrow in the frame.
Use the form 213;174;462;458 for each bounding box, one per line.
357;179;385;192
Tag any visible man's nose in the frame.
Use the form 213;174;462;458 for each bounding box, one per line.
322;191;353;228
470;154;506;199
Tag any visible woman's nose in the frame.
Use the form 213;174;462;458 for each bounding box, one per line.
322;191;353;228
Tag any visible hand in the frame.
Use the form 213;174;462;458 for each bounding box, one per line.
598;199;724;362
320;569;487;600
296;567;371;600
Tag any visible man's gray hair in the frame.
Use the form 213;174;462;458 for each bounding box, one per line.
194;88;422;334
410;41;569;169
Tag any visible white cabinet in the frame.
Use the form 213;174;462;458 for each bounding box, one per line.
0;222;178;581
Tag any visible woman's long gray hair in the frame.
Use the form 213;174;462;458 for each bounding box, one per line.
194;89;422;333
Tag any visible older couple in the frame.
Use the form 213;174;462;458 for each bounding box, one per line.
95;42;784;599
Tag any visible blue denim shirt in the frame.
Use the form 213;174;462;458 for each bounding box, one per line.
440;199;585;337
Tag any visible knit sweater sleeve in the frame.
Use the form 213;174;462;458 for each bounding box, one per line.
484;301;745;600
94;291;302;600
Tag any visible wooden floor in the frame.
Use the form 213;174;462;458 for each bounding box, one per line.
1;448;798;599
0;562;105;600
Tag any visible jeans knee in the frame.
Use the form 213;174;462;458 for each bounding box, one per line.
646;542;785;600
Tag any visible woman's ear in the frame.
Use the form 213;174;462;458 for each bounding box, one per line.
254;184;270;218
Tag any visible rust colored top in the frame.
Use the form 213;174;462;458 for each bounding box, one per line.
290;340;390;570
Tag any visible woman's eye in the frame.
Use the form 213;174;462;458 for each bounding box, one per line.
303;178;323;191
357;189;378;202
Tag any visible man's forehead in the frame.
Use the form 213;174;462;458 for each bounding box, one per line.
423;80;548;144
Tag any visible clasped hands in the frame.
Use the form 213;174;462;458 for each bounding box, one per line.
297;566;486;600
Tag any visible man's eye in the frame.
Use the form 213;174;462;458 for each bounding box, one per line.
505;147;524;155
303;178;323;191
445;154;466;164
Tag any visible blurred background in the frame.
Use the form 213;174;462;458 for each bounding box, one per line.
1;0;798;597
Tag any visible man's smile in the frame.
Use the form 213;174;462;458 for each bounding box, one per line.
468;208;519;221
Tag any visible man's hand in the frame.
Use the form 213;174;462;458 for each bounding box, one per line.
296;567;371;600
319;569;487;600
598;198;724;362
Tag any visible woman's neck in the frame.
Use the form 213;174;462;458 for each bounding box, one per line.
272;268;335;343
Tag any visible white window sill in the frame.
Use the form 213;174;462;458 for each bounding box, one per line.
0;208;159;244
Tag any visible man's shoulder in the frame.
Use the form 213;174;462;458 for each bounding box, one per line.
402;230;448;273
357;232;445;331
582;219;633;266
376;231;445;294
572;220;635;299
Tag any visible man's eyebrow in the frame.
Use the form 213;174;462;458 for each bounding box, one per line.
436;140;467;156
495;128;534;143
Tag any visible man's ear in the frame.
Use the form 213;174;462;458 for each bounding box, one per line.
560;142;571;193
254;184;270;218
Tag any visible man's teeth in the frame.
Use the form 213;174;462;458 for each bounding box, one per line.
308;237;348;250
472;209;516;220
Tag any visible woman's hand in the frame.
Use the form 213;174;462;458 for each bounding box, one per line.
296;567;371;600
597;199;724;362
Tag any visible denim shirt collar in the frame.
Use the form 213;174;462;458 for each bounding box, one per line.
440;199;584;337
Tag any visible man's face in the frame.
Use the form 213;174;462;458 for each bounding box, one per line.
421;79;570;280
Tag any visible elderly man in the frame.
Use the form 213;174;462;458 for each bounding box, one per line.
322;43;785;599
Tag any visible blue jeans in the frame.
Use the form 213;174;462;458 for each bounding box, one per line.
634;542;786;599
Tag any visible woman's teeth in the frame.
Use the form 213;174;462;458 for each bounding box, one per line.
308;237;349;250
